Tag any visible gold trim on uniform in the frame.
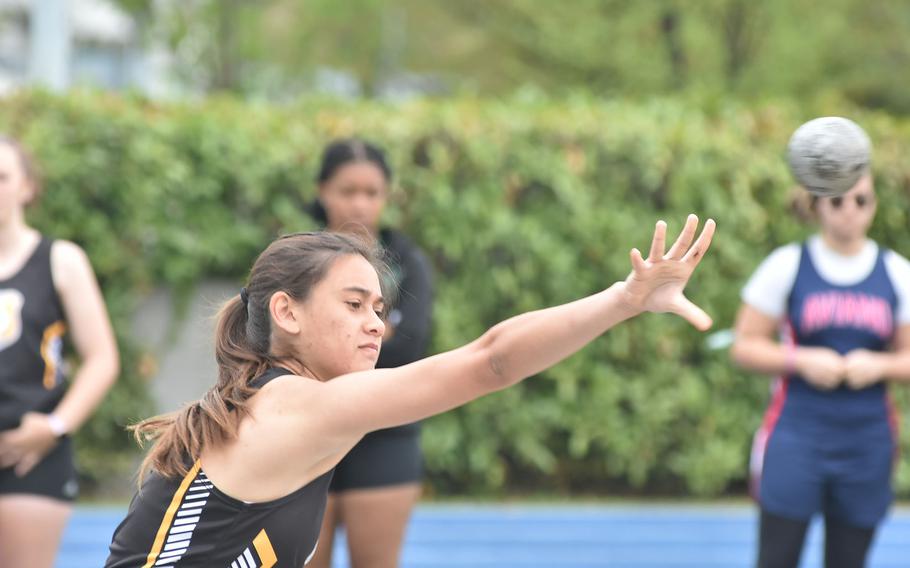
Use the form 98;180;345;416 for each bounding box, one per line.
143;460;203;568
253;529;278;568
40;320;66;389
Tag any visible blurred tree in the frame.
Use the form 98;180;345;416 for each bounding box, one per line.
113;0;910;112
660;5;688;90
710;0;768;88
835;1;910;112
259;0;411;97
114;0;265;93
433;0;667;94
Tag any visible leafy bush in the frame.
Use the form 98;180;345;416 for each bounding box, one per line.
2;90;909;497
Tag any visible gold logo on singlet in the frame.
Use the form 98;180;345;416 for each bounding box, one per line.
0;289;24;352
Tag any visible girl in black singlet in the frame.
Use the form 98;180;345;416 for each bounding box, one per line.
108;216;716;567
0;137;120;568
306;139;433;568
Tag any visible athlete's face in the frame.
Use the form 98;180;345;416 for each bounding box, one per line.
318;161;388;234
295;254;386;379
0;144;33;225
815;173;877;245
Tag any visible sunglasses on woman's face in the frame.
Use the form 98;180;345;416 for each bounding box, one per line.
829;194;874;209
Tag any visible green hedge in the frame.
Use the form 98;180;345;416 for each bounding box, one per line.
2;90;909;498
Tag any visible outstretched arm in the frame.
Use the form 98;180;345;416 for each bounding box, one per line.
302;215;715;442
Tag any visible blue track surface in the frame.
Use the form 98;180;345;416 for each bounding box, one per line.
61;504;910;567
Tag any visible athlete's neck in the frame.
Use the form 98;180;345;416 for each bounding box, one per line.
270;356;323;382
0;217;34;256
819;232;867;256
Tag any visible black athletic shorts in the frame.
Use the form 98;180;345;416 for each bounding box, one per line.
0;436;78;502
330;426;422;492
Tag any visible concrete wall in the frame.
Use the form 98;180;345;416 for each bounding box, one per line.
132;280;238;413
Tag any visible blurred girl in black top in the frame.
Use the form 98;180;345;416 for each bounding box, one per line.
307;139;433;568
0;136;119;568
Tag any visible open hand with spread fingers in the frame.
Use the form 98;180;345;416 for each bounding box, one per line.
621;214;716;331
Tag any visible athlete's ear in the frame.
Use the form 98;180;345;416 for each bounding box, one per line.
269;291;301;335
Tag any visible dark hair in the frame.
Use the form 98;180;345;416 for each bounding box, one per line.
132;231;392;481
0;135;42;203
317;138;392;184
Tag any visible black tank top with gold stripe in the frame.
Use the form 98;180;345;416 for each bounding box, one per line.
106;368;335;568
0;236;67;430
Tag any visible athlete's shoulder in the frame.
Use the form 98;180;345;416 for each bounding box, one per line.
377;227;406;252
253;372;323;414
380;228;432;277
883;248;910;292
741;242;801;316
50;239;91;271
883;248;910;273
881;248;910;323
757;242;802;270
49;239;95;292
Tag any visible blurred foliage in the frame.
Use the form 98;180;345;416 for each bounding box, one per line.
2;90;910;498
114;0;910;113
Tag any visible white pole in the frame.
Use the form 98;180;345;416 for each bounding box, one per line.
29;0;71;91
